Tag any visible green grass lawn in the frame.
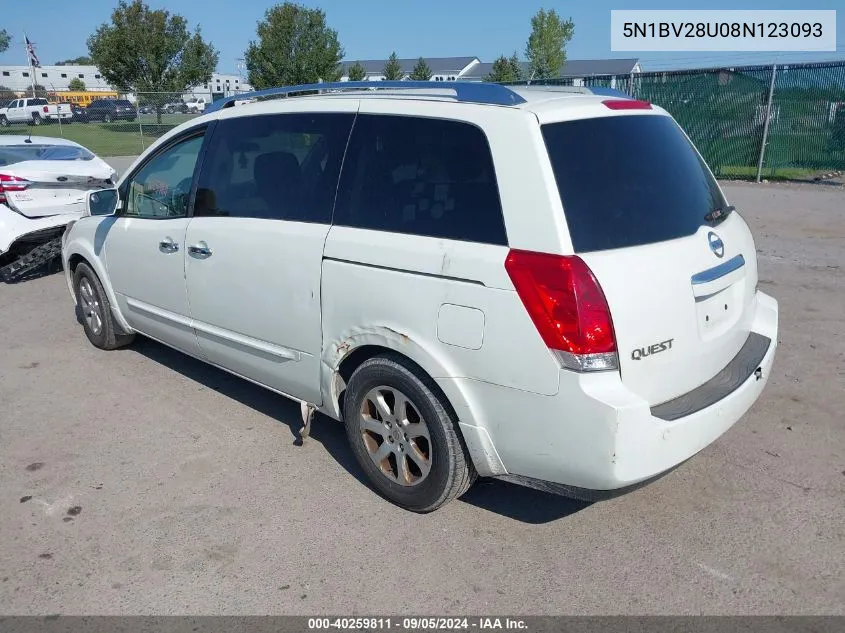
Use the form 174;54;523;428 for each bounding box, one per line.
0;114;198;156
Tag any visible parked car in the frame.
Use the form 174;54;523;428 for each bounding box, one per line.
161;101;189;114
0;135;116;281
85;98;137;123
63;102;89;123
185;97;207;113
60;82;779;512
138;105;154;115
0;98;72;126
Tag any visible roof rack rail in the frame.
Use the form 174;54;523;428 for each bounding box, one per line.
205;80;528;113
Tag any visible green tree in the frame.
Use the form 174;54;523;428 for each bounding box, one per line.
26;84;48;98
87;0;218;122
56;56;93;66
485;53;523;83
0;30;10;54
68;77;87;91
382;52;403;80
408;57;432;81
245;2;344;89
347;61;366;81
525;8;574;79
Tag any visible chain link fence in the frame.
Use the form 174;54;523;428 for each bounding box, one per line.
506;60;845;180
0;90;248;157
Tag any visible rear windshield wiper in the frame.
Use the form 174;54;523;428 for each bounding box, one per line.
705;205;735;224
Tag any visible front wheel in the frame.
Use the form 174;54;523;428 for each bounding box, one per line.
343;354;476;512
103;113;112;123
73;263;135;350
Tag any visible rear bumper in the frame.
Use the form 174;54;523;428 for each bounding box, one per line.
438;290;779;494
0;204;80;254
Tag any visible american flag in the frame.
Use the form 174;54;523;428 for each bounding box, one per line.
25;35;40;68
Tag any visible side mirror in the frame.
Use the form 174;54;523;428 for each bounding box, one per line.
87;188;119;217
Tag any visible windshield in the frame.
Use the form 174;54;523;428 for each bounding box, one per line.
0;144;95;166
542;114;728;253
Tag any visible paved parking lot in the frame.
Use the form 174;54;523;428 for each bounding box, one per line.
1;181;843;615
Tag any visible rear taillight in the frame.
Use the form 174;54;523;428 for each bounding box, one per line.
43;106;49;113
0;173;32;205
505;249;618;372
602;99;652;110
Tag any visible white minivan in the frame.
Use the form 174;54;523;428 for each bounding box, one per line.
61;82;778;512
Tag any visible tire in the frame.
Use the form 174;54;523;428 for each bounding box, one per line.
343;354;476;512
103;113;112;123
73;262;135;350
0;115;8;127
31;114;42;126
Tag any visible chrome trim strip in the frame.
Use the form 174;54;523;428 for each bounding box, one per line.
691;254;745;285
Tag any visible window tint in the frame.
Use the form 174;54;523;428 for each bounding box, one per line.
124;134;204;219
333;114;506;245
542;115;727;253
194;112;354;223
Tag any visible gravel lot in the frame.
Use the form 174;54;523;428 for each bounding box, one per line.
0;180;843;615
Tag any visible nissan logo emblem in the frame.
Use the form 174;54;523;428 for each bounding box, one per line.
708;232;724;258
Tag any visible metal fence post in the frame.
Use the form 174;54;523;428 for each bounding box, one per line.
756;64;778;182
137;96;145;153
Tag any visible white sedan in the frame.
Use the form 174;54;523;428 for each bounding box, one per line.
0;135;116;280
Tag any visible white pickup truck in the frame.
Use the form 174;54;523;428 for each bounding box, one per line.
0;98;73;127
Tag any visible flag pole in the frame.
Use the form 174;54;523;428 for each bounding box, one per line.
23;32;37;97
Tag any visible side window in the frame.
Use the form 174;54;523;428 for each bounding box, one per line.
334;114;507;245
123;134;205;219
194;112;355;223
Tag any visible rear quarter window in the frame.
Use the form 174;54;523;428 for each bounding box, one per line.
542;114;727;253
333;114;507;245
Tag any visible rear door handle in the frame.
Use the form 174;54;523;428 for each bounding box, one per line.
188;242;212;258
159;237;179;253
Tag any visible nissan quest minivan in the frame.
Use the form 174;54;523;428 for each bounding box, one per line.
61;82;779;512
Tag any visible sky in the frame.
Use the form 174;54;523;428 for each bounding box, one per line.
1;0;843;74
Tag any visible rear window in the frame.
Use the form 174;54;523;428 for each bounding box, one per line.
0;144;95;166
116;100;133;107
542;114;727;253
30;98;48;106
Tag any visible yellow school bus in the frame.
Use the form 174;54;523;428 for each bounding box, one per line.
47;91;119;106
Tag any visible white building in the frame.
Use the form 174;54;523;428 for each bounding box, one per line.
339;57;479;82
0;64;251;101
185;72;252;101
0;64;112;92
337;57;642;85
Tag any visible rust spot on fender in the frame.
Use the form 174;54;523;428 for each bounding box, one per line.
383;327;409;344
